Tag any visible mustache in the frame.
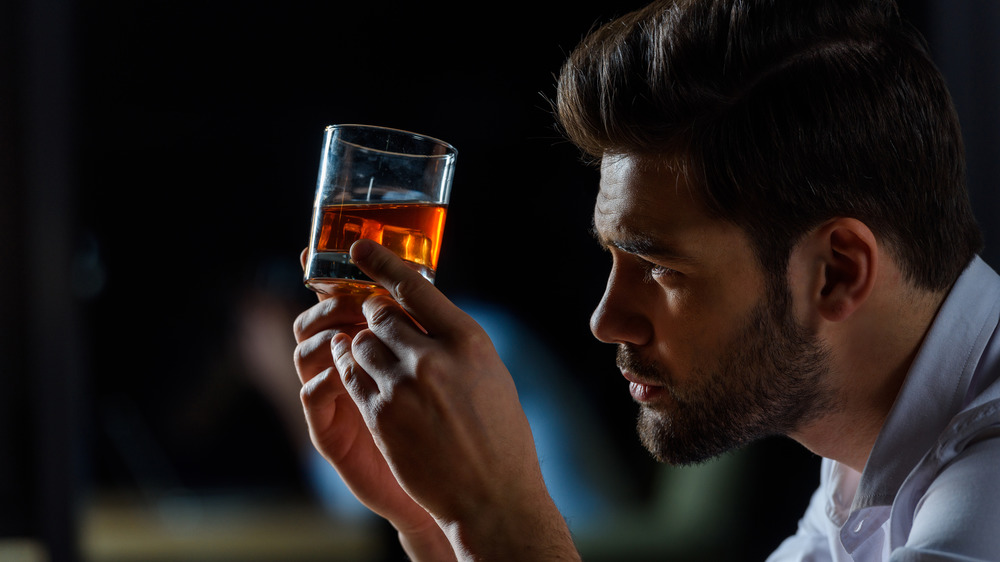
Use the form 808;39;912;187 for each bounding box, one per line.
616;344;670;385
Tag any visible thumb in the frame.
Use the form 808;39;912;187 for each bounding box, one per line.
350;239;466;336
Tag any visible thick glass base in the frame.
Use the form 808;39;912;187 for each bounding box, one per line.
305;252;435;295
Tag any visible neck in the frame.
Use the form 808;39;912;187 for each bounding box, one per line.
791;283;946;473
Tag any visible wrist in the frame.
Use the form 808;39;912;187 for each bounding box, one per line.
395;514;457;562
439;495;579;562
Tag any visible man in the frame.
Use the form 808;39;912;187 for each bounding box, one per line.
293;0;1000;559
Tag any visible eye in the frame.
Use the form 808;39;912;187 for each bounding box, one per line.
640;259;680;282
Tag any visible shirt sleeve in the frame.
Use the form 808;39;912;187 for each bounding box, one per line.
890;427;1000;561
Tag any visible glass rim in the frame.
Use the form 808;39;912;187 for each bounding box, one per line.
324;124;457;159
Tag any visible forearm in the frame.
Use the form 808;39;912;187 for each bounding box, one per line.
440;496;580;562
393;498;577;562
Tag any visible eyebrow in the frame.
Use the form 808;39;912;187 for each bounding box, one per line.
589;220;698;265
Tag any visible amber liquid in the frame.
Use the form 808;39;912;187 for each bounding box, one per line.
306;202;448;295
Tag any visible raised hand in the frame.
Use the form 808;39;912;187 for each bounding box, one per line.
293;285;454;559
329;239;578;560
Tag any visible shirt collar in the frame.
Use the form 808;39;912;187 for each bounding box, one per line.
852;256;1000;509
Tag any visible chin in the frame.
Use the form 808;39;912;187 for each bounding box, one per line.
636;404;752;466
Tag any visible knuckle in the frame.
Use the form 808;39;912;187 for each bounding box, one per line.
292;344;307;373
294;298;364;343
337;362;356;388
294;332;336;383
299;379;315;406
412;353;446;383
324;295;354;312
298;369;326;407
299;331;332;361
390;275;426;307
348;331;376;361
350;327;374;345
365;305;393;328
448;325;492;360
292;312;308;342
364;298;403;330
462;325;492;350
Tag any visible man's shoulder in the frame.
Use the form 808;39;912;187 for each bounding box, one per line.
890;400;1000;556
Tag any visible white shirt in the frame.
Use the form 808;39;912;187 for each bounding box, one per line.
768;256;1000;561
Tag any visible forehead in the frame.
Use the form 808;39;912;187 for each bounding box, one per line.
594;154;710;237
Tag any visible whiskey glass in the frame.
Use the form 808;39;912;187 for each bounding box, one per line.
304;124;457;296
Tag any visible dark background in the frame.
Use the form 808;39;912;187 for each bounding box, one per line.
1;1;998;561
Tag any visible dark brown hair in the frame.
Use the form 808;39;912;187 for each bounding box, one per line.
556;0;982;291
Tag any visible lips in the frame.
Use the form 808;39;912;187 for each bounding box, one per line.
617;345;670;403
622;372;667;403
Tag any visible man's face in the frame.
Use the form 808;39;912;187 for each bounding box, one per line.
591;154;834;465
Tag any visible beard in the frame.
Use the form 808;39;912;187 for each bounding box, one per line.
621;287;836;466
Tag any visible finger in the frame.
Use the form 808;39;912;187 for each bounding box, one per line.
350;239;476;336
294;330;335;385
362;293;426;351
350;325;403;381
299;366;346;430
332;332;380;405
293;295;366;343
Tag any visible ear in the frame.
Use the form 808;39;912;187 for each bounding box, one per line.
808;218;878;322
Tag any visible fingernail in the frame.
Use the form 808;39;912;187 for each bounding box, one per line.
351;239;374;261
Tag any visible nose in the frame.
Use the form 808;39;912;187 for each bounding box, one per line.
590;262;653;346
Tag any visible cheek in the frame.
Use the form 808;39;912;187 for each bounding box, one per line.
650;284;754;367
648;288;714;363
